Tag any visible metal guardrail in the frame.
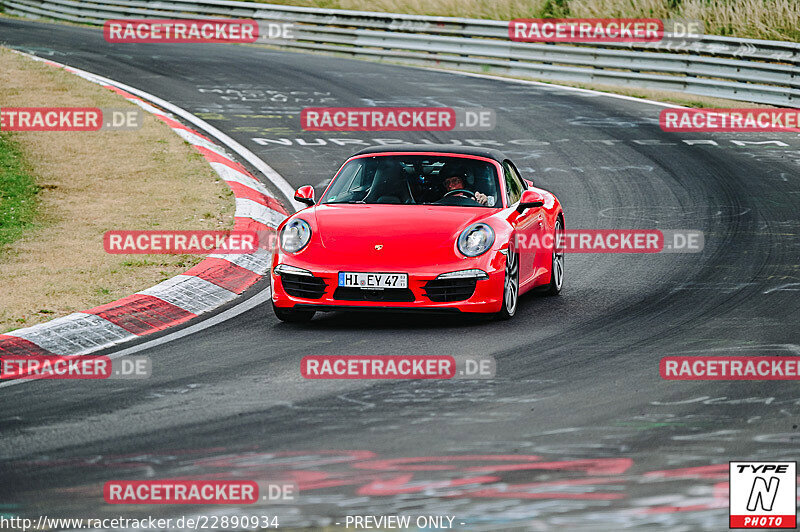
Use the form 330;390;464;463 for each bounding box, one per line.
3;0;799;106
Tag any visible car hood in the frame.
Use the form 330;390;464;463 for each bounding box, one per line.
305;204;493;266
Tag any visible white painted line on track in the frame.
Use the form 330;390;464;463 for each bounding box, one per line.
137;275;239;315
0;289;273;389
412;65;689;109
210;248;273;274
0;51;294;387
6;313;137;356
234;197;285;228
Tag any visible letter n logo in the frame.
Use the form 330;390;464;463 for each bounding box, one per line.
747;476;779;511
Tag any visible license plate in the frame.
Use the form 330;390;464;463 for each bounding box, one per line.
339;272;408;289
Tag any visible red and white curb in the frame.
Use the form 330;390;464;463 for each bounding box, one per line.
0;53;290;358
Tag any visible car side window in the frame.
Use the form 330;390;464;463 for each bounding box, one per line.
503;160;524;205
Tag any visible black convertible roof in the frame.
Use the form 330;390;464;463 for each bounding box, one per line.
352;144;508;164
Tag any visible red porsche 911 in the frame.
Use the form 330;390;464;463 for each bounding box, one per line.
270;145;564;322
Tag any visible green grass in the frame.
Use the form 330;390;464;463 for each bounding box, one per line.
251;0;800;42
0;133;38;248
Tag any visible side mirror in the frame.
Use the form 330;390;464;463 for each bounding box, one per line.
294;185;315;206
517;190;545;212
524;178;535;188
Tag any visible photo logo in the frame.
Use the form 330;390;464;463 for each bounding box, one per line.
300;355;495;379
660;108;800;132
729;462;796;528
103;230;259;254
0;108;143;131
660;18;706;47
514;230;703;254
301;355;455;379
0;355;151;380
661;357;800;380
104;480;258;504
300;107;495;132
104;19;259;43
509;18;664;43
1;355;111;379
255;21;295;41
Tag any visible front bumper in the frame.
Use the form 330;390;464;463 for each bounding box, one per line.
271;253;506;314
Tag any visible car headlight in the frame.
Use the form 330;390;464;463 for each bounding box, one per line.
437;269;489;280
280;219;312;253
458;223;494;257
273;264;313;277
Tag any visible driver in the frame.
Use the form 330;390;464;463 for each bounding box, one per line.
443;174;488;205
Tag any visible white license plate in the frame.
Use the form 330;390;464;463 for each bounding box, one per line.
339;272;408;289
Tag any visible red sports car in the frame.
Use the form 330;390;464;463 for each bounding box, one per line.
271;145;564;322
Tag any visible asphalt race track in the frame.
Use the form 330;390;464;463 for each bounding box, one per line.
1;17;800;530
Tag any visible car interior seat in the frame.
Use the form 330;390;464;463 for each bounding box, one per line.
363;161;412;204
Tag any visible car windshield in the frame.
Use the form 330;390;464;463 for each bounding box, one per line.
320;154;501;208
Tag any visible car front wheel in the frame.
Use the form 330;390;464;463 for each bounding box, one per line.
495;246;519;320
541;217;564;296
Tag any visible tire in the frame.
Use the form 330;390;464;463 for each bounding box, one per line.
541;216;564;296
272;302;315;323
495;244;519;320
